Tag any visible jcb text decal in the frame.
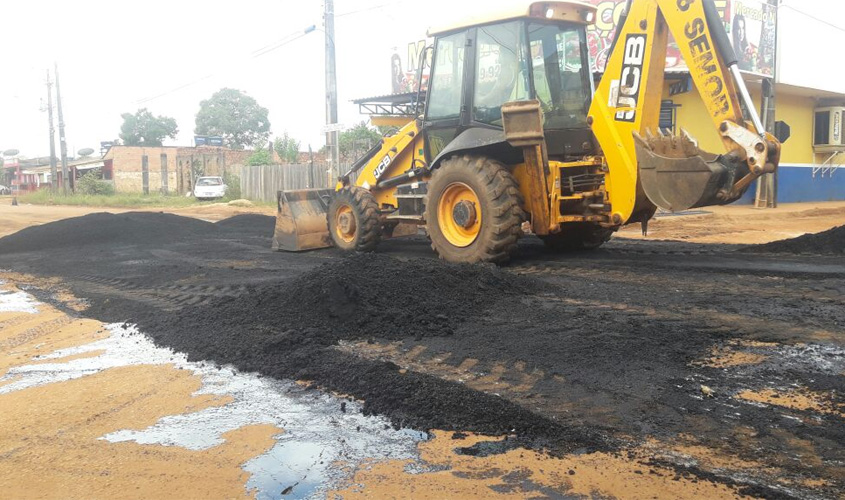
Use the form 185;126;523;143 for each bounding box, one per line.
615;34;646;123
373;154;392;181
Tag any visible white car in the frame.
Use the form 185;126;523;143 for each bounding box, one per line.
193;176;227;200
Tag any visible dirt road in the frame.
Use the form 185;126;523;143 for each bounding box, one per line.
0;202;843;498
618;201;845;244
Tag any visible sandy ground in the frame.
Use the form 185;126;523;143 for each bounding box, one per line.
0;279;277;499
618;201;845;244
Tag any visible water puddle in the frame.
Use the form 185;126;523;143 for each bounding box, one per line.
0;291;427;499
0;281;39;313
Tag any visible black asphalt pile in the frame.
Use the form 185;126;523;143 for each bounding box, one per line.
0;212;217;254
272;253;537;340
133;253;609;450
215;214;276;237
745;225;845;255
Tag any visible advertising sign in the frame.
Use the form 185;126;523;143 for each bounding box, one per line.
729;0;777;76
391;39;431;94
587;0;776;76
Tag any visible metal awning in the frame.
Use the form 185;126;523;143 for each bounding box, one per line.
352;91;426;117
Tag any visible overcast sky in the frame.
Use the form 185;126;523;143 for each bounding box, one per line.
1;0;842;158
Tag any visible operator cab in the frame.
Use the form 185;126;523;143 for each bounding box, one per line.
423;1;597;163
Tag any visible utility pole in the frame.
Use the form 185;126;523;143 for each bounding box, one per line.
55;63;70;194
755;78;777;208
45;71;58;192
324;0;339;183
754;0;779;208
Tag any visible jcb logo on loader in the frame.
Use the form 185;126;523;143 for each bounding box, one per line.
373;154;391;181
615;34;647;123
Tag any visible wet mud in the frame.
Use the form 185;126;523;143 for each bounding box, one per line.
1;212;843;498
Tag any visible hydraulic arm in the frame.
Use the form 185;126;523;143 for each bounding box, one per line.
590;0;781;220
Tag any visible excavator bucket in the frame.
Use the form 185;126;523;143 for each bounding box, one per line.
634;130;744;212
271;189;335;252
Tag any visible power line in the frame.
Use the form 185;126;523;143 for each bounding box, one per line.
335;0;408;18
130;0;410;107
134;27;315;106
251;27;315;57
136;74;215;106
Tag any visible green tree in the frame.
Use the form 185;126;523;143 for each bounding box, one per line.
195;88;270;150
119;109;178;146
274;132;301;164
338;121;382;161
247;149;273;166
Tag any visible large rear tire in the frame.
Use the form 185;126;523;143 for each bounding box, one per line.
540;223;615;252
424;155;524;264
327;186;382;252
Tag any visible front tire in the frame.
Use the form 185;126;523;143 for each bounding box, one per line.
424;155;524;264
327;186;382;252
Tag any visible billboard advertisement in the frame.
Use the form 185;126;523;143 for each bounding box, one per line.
391;40;431;94
587;0;776;76
729;0;777;76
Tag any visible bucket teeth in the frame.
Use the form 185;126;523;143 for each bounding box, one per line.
638;128;701;159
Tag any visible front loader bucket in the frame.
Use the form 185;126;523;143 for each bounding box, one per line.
634;130;747;212
272;189;335;252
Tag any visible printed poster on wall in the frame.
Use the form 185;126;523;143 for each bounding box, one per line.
587;0;776;77
391;40;431;94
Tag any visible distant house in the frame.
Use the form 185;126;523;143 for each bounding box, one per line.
102;145;267;195
2;157;51;194
3;156;109;193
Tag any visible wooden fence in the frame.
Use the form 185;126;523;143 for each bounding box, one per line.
239;163;337;202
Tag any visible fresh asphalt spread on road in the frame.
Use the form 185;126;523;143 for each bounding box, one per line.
1;212;843;499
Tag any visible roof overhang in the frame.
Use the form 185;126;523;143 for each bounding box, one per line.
428;1;597;37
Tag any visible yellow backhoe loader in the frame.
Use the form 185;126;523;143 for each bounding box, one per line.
273;0;781;263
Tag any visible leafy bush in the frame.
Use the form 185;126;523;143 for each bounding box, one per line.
76;171;115;196
223;172;242;200
247;149;272;166
274;132;300;163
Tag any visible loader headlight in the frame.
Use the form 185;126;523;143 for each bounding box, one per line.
546;8;555;18
582;11;595;23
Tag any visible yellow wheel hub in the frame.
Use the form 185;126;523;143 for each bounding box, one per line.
437;182;481;248
335;204;357;243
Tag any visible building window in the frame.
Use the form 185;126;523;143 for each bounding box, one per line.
659;100;680;134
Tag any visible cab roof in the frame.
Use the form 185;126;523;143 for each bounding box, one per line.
427;1;597;37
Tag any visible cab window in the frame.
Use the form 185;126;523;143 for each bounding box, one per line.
473;22;530;126
427;31;467;121
528;23;590;129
